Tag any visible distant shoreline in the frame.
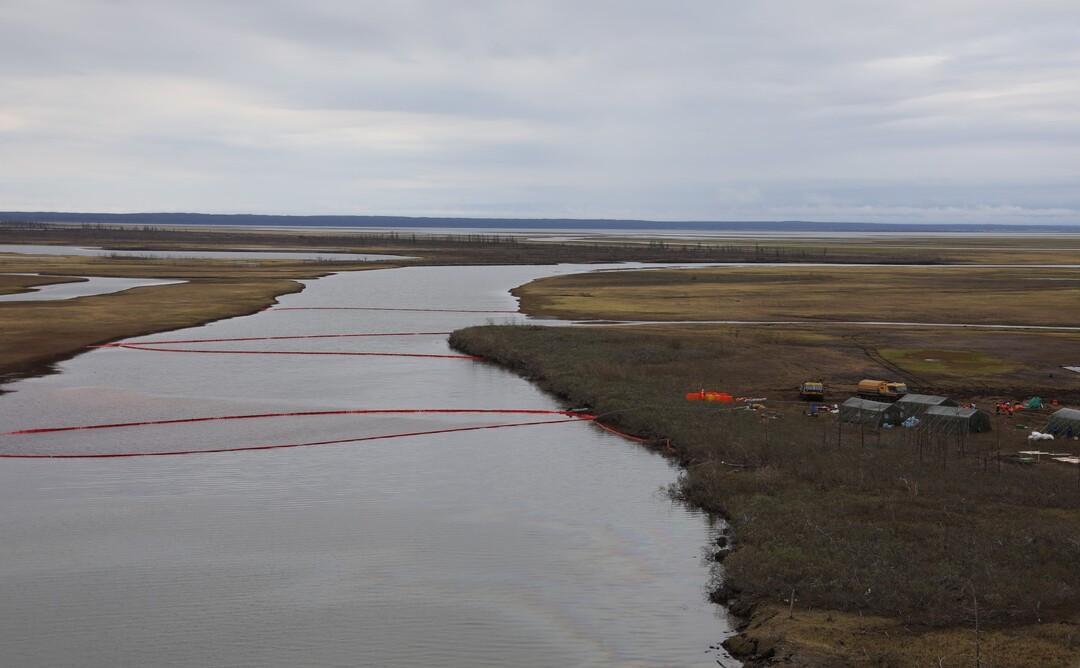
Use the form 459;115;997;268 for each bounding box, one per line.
2;211;1079;234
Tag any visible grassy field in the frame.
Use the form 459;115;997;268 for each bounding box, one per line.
454;260;1080;666
3;222;893;265
0;273;84;296
0;253;389;387
513;265;1080;326
529;232;1080;265
4;223;1080;664
512;265;1080;403
0;221;990;389
15;220;1080;266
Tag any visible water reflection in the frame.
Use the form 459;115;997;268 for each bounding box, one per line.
0;264;735;667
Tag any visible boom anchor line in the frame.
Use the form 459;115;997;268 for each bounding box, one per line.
2;308;649;458
92;331;478;360
269;306;521;314
0;409;650;459
2;409;590;458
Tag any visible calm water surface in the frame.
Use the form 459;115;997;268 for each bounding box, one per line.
0;264;734;667
0;274;184;302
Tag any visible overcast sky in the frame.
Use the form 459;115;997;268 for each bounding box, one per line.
2;1;1079;223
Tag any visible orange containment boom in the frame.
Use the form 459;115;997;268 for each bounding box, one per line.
685;390;734;403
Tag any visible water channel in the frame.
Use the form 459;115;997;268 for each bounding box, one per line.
0;274;185;302
0;264;735;668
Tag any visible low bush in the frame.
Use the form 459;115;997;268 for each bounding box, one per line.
450;324;1080;629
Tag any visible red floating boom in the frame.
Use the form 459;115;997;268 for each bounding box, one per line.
0;408;649;459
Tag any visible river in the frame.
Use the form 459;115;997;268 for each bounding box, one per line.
0;264;735;667
0;274;185;302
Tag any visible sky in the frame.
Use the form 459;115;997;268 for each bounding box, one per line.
1;1;1079;223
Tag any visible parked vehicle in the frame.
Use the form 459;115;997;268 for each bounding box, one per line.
857;378;909;401
799;381;825;401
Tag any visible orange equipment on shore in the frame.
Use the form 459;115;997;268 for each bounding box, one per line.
685;390;734;403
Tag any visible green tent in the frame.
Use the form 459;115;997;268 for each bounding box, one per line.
1046;408;1080;437
840;397;901;428
923;406;992;434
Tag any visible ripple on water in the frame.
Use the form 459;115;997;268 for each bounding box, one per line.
0;264;735;668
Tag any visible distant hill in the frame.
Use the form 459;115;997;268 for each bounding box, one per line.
0;211;1076;233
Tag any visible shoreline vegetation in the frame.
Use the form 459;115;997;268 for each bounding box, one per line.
0;220;955;390
3;222;1080;665
0;226;419;387
0;260;322;389
450;267;1080;666
12;219;1080;264
1;219;953;265
0;274;86;297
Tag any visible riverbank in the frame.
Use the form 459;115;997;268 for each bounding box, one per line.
451;260;1080;666
10;218;1080;265
0;220;954;265
0;253;390;388
0;222;966;390
0;274;86;297
511;265;1080;403
0;263;731;667
5;225;1080;663
449;323;1080;666
512;264;1080;327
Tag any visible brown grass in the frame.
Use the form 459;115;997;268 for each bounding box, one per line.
735;605;1080;667
0;273;85;296
0;254;389;386
525;232;1080;265
0;220;957;265
513;265;1080;326
0;279;303;385
449;323;1080;667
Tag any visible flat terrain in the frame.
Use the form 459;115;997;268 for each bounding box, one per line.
454;261;1080;667
13;220;1080;265
4;222;886;265
533;232;1080;265
514;265;1080;326
0;252;389;386
0;273;84;296
4;222;1080;665
512;264;1080;398
1;221;1013;390
451;323;1080;667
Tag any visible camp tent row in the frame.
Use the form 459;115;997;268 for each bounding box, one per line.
840;396;1080;437
840;394;991;434
894;394;957;421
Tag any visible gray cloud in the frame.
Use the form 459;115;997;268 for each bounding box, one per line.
1;1;1078;222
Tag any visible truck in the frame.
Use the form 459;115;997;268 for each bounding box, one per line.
799;381;825;401
857;379;909;401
